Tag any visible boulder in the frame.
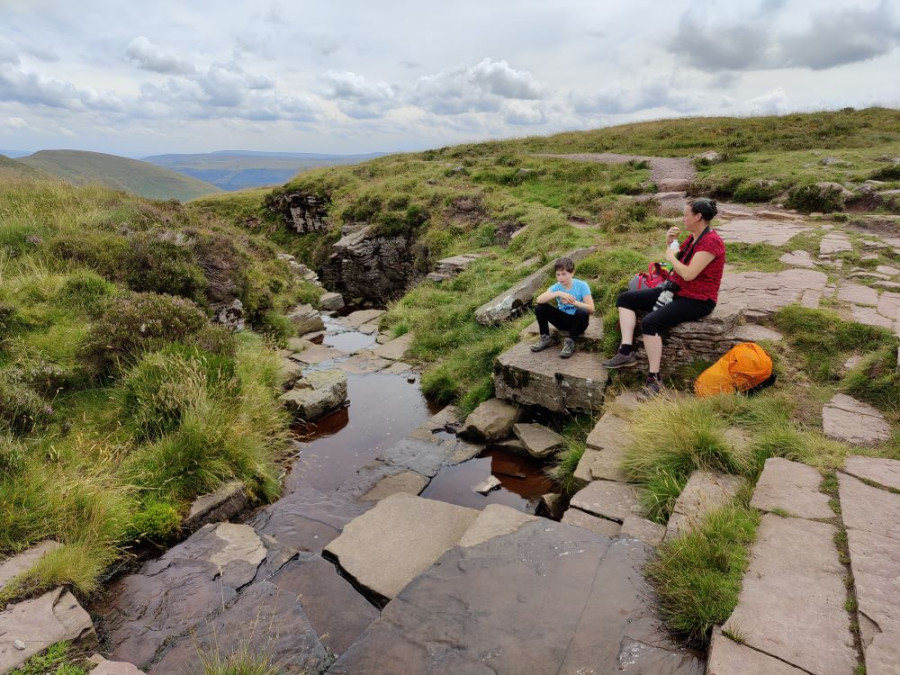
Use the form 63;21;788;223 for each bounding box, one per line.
212;298;244;331
512;423;565;458
665;470;745;540
287;303;325;336
279;369;348;422
319;291;345;312
461;398;520;441
277;356;304;388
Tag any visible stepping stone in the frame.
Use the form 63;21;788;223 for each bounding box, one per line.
839;472;900;542
279;369;348;422
850;304;894;330
0;588;95;674
183;480;247;531
621;515;666;546
372;332;413;360
585;413;632;482
779;250;816;269
837;282;879;306
461;398;520;441
340;309;385;329
561;508;622;537
458;504;538;548
277;356;304;388
329;522;703;674
843;455;900;491
382;360;413;374
324;493;479;602
521;315;605;350
360;470;428;501
819;232;853;256
750;458;832;520
723;515;855;675
0;540;62;592
716;219;811;246
877;265;900;277
493;342;608;414
512;422;565;458
334;353;391;374
290;341;338;365
376;438;459;478
569;480;640;523
666;471;745;540
707;628;806;674
822;394;891;446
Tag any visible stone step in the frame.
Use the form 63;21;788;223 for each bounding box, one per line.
749;458;831;520
493;342;608;414
822;393;891;446
520;315;605;350
665;471;745;541
569;480;640;523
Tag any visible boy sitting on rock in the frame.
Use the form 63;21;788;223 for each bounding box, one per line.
530;257;595;358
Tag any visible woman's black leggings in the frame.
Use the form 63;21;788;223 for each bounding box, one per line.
535;303;590;337
616;288;715;337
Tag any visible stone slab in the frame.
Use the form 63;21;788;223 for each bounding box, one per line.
723;515;855;675
324;493;479;601
561;507;622;537
666;471;745;540
851;304;894;330
585;413;632;482
822;393;891;446
512;422;565;458
328;522;703;675
0;588;95;674
820;232;853;256
707;628;806;675
521;315;604;348
573;448;601;486
494;341;608;414
719;269;828;319
291;341;339;365
843;455;900;491
839;472;900;542
750;457;832;520
360;470;428;501
732;323;784;343
376;438;457;478
0;541;62;593
716;219;811;246
89;655;146;674
372;332;413;361
183;480;247;531
340;309;385;329
837;282;879;306
779;250;816;269
620;515;666;546
461;398;520;442
569;480;640;523
334;353;390;374
458;504;538;548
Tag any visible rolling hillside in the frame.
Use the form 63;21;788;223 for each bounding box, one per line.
18;150;222;202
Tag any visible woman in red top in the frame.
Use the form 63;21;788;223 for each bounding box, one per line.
602;198;726;398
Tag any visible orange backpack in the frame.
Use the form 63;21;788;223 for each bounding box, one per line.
695;342;774;398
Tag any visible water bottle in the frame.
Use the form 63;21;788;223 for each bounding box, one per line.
669;239;680;252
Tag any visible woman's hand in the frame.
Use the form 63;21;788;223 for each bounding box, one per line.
665;247;678;265
666;226;680;246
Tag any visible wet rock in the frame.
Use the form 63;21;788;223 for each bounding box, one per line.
666;470;745;540
286;303;325;336
494;342;608;414
377;438;457;478
569;480;640;523
561;508;622;537
361;470;428;501
751;457;831;520
335;353;390;374
372;332;413;361
707;627;805;674
539;492;566;520
0;541;62;592
621;515;666;546
324;493;479;602
183;480;247;532
458;504;537;547
512;423;565;458
474;247;594;325
289;341;338;365
319;291;345;312
473;475;502;495
0;588;95;674
723;515;855;675
822;393;891;446
843;456;900;491
461;398;520;442
716;219;811;246
329;522;703;674
89;655;146;675
212;298;244;331
279;369;348;422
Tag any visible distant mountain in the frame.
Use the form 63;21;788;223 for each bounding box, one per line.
18;150;222;202
143;151;387;191
0;153;46;179
0;149;32;159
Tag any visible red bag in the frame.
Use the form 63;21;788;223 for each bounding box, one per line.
628;262;670;291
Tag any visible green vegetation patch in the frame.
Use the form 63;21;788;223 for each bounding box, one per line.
10;640;88;675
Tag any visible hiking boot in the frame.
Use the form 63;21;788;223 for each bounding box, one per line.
560;337;576;359
602;351;638;369
637;376;661;401
530;334;554;352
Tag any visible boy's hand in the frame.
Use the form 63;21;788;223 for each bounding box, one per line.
558;294;574;305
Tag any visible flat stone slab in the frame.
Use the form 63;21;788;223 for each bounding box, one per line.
779;249;816;268
843;455;900;491
716;218;811;246
360;470;428;501
324;493;479;602
521;315;604;348
839;471;900;542
707;628;806;674
494;341;608;414
570;480;640;523
290;341;339;365
89;655;146;674
621;515;666;546
334;353;391;374
719;269;828;319
461;398;520;442
0;588;95;674
732;323;783;342
666;471;745;540
822;393;891;446
458;504;538;548
0;540;62;592
820;232;853;256
750;457;832;520
723;515;855;675
573;448;601;486
376;438;458;477
585;412;632;482
512;422;565;458
340;309;385;329
372;332;413;361
328;522;703;675
183;480;247;531
561;507;622;537
837;282;879;306
850;303;894;330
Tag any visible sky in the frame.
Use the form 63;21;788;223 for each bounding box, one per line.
1;0;899;158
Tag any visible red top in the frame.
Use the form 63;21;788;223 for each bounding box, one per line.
670;229;726;303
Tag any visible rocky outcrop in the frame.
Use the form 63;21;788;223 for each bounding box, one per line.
267;192;331;234
322;225;421;303
279;369;348;422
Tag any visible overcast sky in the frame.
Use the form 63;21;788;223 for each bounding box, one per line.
1;0;899;158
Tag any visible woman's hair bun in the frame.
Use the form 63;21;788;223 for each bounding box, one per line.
691;197;718;221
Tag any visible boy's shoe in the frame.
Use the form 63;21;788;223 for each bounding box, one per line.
637;376;661;401
530;334;554;352
602;351;638;369
560;338;576;359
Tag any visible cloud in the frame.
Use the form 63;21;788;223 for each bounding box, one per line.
572;79;714;115
413;58;543;115
744;87;789;115
669;1;900;72
0;39;19;65
0;62;124;111
502;100;546;125
319;71;399;119
126;36;195;75
0;116;28;130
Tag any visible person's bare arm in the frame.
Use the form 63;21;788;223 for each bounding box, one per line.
665;249;715;281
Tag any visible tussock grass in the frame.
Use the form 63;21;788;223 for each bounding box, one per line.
8;640;88;675
0;541;112;606
199;644;283;675
646;502;760;648
843;344;900;415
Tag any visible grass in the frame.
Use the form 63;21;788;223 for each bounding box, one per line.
10;641;88;675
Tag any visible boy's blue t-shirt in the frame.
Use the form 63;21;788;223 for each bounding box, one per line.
548;278;591;315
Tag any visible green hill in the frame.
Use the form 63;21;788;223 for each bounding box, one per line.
0;153;47;180
18;149;223;202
